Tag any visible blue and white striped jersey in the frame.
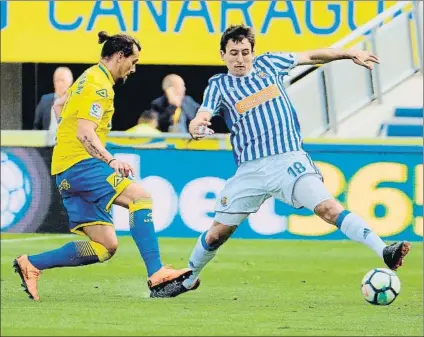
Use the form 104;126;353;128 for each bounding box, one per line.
200;52;303;166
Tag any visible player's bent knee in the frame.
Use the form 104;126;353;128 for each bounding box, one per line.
104;241;118;257
314;199;344;225
93;234;118;261
89;240;117;262
83;225;118;261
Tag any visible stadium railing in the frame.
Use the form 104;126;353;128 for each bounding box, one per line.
284;1;423;137
3;130;422;149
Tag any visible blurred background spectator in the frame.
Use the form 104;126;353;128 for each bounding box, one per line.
33;66;73;132
126;109;161;134
151;74;199;133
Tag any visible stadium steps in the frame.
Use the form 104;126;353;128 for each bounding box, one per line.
393;107;424;118
378;114;423;137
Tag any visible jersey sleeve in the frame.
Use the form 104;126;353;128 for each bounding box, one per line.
76;82;110;126
262;52;298;74
199;77;222;116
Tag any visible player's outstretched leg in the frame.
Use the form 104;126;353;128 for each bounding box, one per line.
293;174;411;270
330;209;411;270
13;238;113;301
114;184;192;298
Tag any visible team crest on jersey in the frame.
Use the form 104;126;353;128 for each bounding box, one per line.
96;89;108;98
89;103;103;119
220;196;228;207
257;71;268;79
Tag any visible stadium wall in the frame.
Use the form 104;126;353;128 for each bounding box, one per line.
1;137;422;242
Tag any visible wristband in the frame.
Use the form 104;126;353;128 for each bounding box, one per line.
108;158;116;166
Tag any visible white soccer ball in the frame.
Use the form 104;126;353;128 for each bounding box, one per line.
361;268;401;305
1;151;32;229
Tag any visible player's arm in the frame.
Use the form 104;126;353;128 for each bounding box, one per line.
189;79;221;140
77;119;134;177
297;49;379;70
76;84;134;177
77;119;114;163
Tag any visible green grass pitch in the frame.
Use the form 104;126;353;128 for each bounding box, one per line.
1;233;422;336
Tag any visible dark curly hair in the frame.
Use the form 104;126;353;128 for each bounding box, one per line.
220;24;255;52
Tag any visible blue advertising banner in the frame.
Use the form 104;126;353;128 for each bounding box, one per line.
108;143;423;241
0;147;66;234
1;142;422;241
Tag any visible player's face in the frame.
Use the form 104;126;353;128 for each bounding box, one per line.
221;38;254;77
117;45;140;85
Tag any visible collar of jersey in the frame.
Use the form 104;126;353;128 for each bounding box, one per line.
227;67;255;79
98;63;115;85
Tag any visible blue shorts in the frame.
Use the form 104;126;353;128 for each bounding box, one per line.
56;158;133;235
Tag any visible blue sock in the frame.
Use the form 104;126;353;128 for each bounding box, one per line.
129;199;162;277
27;241;111;270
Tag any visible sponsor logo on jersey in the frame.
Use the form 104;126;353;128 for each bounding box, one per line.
89;102;103;119
235;84;280;114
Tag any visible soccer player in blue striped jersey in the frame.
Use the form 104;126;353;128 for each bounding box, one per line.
179;24;410;295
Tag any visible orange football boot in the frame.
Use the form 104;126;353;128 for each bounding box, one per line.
13;254;41;301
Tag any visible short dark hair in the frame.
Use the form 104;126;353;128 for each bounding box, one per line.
98;31;141;58
220;24;255;52
138;109;158;123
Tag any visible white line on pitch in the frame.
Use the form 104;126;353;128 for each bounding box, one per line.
0;235;73;243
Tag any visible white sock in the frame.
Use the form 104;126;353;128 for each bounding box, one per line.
183;231;217;289
338;211;387;258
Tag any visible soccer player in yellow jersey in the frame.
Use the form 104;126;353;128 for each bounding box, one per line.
13;31;194;300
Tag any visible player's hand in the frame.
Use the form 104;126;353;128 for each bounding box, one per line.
350;50;379;70
165;87;183;107
189;116;214;140
109;159;135;178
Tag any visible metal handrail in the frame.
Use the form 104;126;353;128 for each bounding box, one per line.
283;1;413;86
